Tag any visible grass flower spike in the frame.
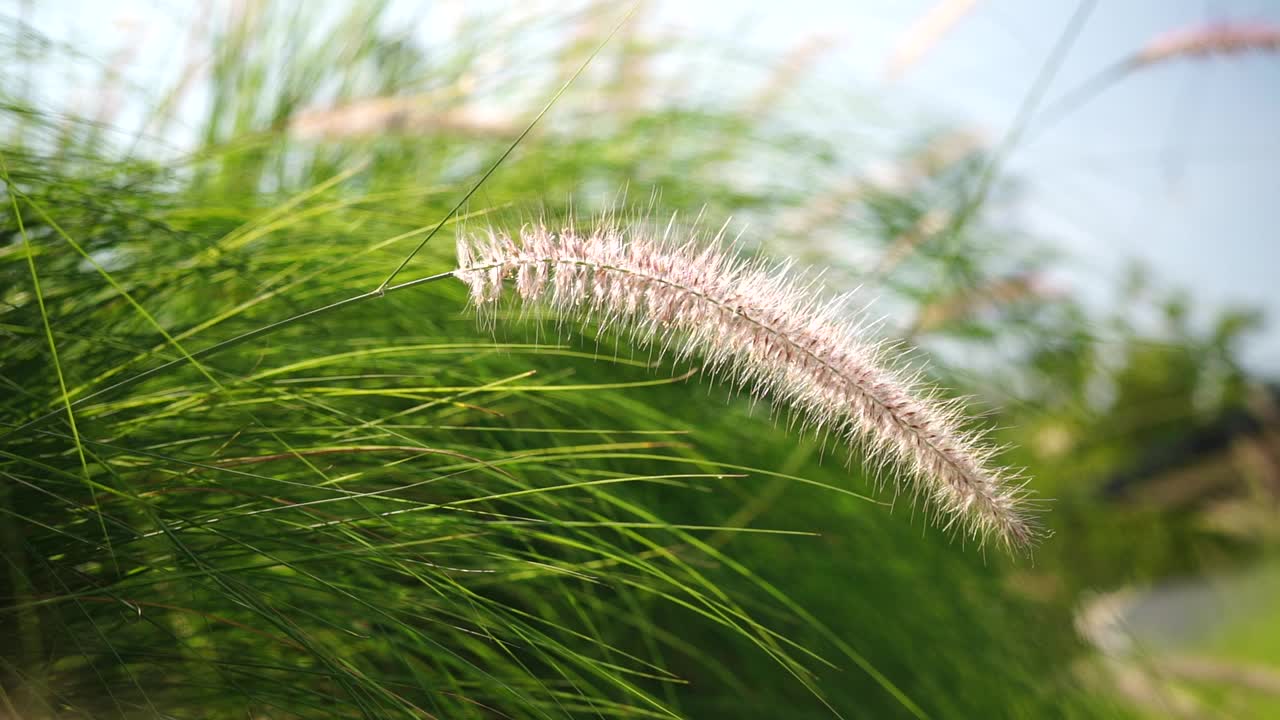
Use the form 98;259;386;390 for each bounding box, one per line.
456;220;1036;551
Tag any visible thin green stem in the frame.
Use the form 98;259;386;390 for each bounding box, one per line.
1;150;115;569
945;0;1096;242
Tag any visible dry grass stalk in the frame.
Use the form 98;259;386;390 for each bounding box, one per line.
456;220;1037;550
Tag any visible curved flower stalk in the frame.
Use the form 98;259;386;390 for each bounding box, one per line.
1034;22;1280;141
455;221;1037;551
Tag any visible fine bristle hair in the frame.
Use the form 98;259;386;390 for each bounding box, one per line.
454;217;1039;552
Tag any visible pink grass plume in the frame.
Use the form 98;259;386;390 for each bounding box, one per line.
456;219;1039;552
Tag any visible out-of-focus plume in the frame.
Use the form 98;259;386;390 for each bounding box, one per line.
1135;22;1280;66
287;95;517;140
884;0;980;80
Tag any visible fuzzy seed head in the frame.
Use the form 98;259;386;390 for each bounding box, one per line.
455;221;1039;551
